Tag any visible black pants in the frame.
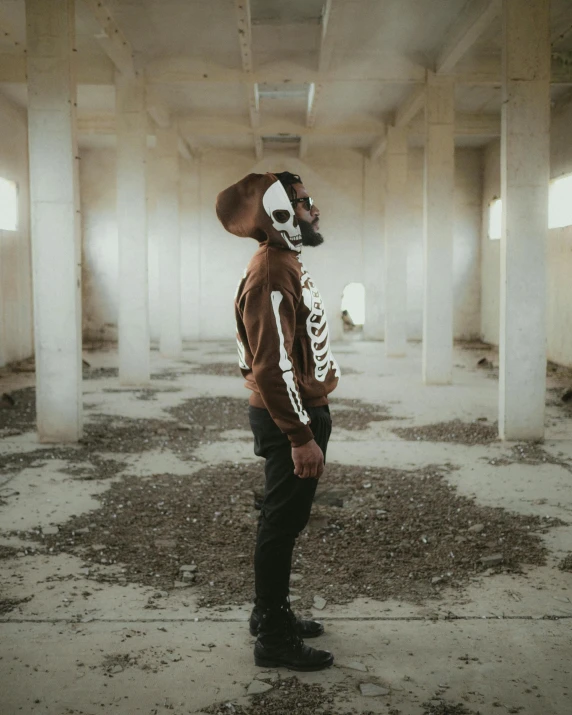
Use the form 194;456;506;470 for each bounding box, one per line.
249;405;332;607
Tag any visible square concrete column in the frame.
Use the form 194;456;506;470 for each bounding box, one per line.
26;0;82;441
116;72;150;385
156;127;182;357
385;126;409;356
362;156;385;340
422;72;455;385
499;0;550;440
180;156;201;341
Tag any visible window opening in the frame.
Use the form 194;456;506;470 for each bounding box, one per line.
341;283;365;331
549;173;572;229
488;197;502;240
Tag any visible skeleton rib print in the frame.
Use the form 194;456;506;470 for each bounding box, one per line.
297;256;341;382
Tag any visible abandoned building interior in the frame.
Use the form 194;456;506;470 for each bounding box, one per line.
1;0;572;713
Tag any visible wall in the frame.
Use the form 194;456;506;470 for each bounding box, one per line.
79;144;483;344
365;147;482;342
80;148;118;343
481;99;572;367
0;94;33;366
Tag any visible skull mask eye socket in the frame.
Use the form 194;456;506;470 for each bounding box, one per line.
272;209;298;227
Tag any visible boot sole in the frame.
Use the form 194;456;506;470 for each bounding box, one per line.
249;626;324;639
254;655;334;672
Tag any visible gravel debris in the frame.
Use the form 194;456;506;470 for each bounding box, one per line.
0;545;19;560
392;420;498;445
329;398;393;430
422;699;480;715
189;362;242;377
204;677;375;715
11;462;562;609
558;553;572;572
0;595;33;615
487;442;572;473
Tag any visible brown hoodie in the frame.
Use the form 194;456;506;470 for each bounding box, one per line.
216;173;340;447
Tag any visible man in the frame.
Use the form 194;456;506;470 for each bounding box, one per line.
216;171;340;672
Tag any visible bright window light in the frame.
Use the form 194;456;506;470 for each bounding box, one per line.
488;198;502;240
341;282;366;326
0;177;18;231
549;174;572;229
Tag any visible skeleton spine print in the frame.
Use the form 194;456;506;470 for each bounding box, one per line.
297;256;341;382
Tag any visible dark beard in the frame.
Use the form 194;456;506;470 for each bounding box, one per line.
299;218;324;247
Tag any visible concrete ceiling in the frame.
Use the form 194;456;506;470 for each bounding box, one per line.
0;0;571;157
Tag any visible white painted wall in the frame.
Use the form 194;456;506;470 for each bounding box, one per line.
481;99;572;367
0;94;33;366
79;145;483;344
397;147;482;342
80;148;118;344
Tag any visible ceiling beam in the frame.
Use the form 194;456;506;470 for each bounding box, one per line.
146;101;171;129
370;133;387;161
79;114;383;137
303;0;340;157
235;0;261;160
1;52;571;88
395;84;426;127
79;112;499;139
81;0;135;77
436;0;501;75
369;111;501;159
408;112;500;137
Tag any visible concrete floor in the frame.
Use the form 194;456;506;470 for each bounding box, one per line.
1;341;571;715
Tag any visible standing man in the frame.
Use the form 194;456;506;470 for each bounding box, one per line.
216;172;340;671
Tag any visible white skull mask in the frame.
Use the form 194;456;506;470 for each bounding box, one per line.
262;180;302;252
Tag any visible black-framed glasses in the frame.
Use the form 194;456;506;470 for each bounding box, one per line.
290;197;314;211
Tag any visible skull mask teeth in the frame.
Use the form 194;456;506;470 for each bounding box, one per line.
262;181;303;251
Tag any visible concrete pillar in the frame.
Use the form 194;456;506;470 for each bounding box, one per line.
116;72;150;384
385;126;409;356
156;127;182;357
26;0;82;441
499;0;550;440
422;72;455;385
362;156;385;340
180;157;201;341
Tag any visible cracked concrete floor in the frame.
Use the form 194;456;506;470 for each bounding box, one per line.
1;341;571;715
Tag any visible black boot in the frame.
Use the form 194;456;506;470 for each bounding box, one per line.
253;602;334;672
249;601;324;638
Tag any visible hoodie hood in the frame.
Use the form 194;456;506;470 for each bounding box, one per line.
216;172;303;252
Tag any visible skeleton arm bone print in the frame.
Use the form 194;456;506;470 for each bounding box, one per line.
240;284;314;447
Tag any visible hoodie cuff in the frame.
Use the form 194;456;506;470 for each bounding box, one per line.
288;424;314;448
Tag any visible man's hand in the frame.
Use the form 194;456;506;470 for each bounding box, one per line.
292;439;324;479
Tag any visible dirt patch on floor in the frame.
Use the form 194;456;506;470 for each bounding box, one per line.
205;677;375;715
392;420;499;446
558;553;572;572
0;444;127;481
84;367;119;380
188;362;243;377
11;462;562;609
422;700;481;715
0;544;19;560
0;595;33;615
486;443;572;473
102;387;182;401
0;390;251;478
0;386;36;431
166;395;250;433
329;398;393;430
